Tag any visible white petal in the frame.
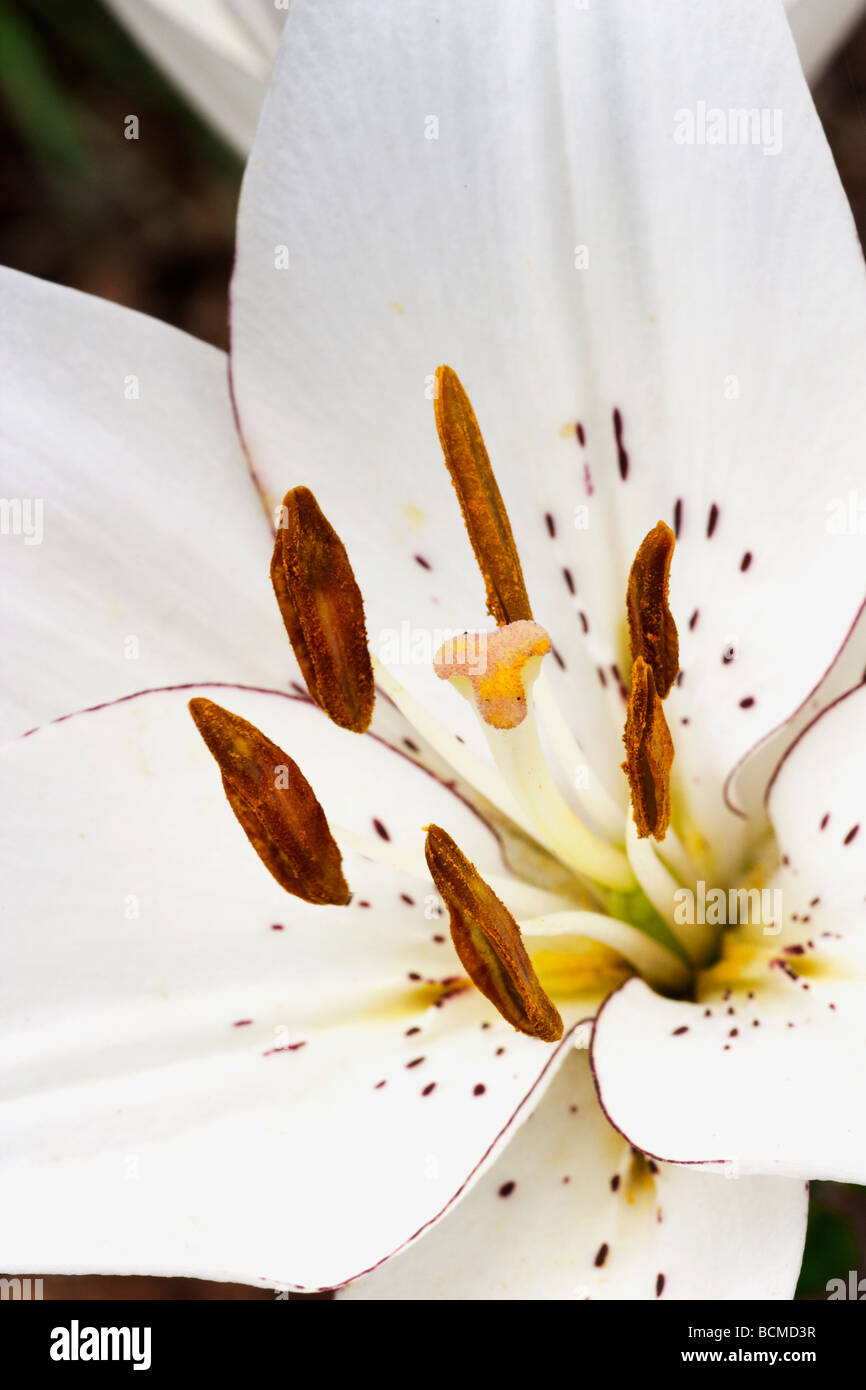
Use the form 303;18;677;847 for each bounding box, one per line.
724;600;866;828
230;0;866;847
104;0;280;155
0;685;597;1289
105;0;856;163
767;683;866;930
340;1049;806;1300
592;931;866;1182
785;0;865;82
111;0;268;71
0;268;287;741
226;0;286;53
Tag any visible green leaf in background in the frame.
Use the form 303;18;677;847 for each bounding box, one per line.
0;0;90;175
797;1190;862;1299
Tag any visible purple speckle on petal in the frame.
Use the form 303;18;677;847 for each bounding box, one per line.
613;408;629;480
262;1042;306;1057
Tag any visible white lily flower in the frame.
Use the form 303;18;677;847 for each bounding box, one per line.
102;0;866;155
2;0;866;1299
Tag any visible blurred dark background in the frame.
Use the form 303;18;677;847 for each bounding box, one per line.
1;0;865;1300
0;0;242;350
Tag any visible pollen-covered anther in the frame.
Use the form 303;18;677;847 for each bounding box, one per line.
434;365;533;628
433;620;551;730
188;697;350;906
271;485;374;733
425;825;563;1042
621;657;674;841
626;520;679;697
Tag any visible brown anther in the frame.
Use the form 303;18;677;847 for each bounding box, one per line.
189;697;350;905
424;825;563;1041
271;486;374;733
434;366;532;628
626;521;679;698
621;657;674;840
